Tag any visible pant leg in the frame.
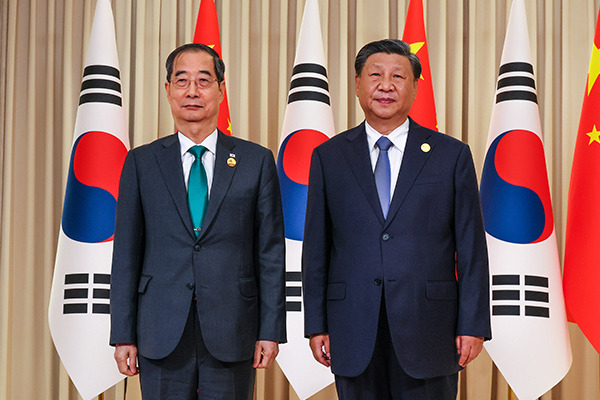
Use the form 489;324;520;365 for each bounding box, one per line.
138;300;255;400
335;297;458;400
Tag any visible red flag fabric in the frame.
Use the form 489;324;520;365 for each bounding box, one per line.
402;0;438;131
193;0;232;135
563;6;600;354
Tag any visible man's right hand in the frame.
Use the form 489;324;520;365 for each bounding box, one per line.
309;333;331;368
114;343;139;376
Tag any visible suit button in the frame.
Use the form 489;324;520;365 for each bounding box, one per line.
382;233;390;241
374;278;382;286
194;245;201;251
186;282;195;290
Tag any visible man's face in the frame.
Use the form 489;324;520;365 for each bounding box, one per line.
165;50;224;127
355;52;418;129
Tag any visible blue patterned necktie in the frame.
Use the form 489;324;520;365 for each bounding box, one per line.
374;136;393;218
188;145;208;237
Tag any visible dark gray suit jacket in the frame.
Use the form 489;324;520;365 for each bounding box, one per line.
110;131;286;362
303;120;490;378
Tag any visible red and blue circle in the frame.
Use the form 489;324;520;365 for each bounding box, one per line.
62;131;128;243
480;129;554;244
277;129;328;241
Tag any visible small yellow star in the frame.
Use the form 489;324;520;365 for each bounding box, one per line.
586;125;600;144
227;119;232;134
588;44;600;95
409;42;426;80
208;44;215;49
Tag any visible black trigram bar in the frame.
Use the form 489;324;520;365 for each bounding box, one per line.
288;63;330;105
64;304;87;314
94;273;111;284
93;304;110;314
496;61;537;104
525;275;548;287
525;306;549;318
286;271;302;312
492;305;519;316
499;62;534;75
65;273;89;284
492;274;519;285
492;290;519;301
79;64;122;106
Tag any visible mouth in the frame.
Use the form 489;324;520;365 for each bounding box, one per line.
183;104;203;110
375;97;395;104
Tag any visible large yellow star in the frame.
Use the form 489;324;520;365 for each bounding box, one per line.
409;41;426;80
227;119;232;135
586;125;600;144
587;43;600;95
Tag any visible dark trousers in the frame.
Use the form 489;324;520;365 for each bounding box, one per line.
335;300;458;400
138;300;255;400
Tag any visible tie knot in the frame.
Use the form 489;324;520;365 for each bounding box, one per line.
189;145;207;159
376;136;393;152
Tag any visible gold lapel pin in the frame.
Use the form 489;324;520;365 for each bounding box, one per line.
421;143;431;153
227;157;237;167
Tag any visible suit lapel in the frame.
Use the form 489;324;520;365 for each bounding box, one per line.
155;133;195;238
385;121;434;228
343;123;386;224
197;131;237;241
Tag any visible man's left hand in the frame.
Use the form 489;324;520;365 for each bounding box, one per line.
456;335;484;367
253;340;279;369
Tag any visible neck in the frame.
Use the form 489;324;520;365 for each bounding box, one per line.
177;122;217;144
366;116;408;135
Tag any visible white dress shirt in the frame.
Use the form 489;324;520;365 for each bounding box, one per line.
179;130;218;197
365;119;410;203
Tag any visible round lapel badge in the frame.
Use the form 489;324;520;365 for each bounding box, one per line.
227;157;237;167
421;143;431;153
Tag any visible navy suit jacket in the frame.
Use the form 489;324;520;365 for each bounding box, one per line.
303;120;490;379
110;131;286;362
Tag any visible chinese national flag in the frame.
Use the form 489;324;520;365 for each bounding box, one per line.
563;6;600;354
193;0;232;135
402;0;438;131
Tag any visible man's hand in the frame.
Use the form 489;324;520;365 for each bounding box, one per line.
309;333;331;367
114;343;139;376
253;340;279;369
456;335;484;367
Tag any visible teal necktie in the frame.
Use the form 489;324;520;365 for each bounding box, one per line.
188;145;208;237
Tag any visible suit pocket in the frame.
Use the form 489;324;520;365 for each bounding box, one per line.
138;275;152;294
239;277;258;298
327;282;346;300
414;174;441;185
426;280;457;300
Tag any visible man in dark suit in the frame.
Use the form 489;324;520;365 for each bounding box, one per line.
109;43;286;400
303;39;490;399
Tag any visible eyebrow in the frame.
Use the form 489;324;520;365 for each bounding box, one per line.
174;69;213;77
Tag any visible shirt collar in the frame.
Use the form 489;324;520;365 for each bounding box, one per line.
365;119;410;153
178;129;218;158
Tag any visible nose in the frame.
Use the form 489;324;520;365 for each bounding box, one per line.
186;81;200;97
379;75;394;91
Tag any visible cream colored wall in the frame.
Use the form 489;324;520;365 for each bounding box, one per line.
1;1;599;399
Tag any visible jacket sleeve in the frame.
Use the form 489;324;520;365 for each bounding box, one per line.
302;147;332;337
109;151;145;346
454;144;492;340
254;150;287;343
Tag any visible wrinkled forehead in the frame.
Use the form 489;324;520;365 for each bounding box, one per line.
171;49;215;77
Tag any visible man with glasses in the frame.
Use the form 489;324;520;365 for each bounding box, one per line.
109;43;286;400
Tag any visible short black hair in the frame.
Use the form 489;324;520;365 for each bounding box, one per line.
165;43;225;83
354;39;421;81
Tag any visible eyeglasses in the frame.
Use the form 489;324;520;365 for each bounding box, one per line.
170;76;219;89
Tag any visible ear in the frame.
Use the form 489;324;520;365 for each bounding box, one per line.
165;81;170;99
412;79;418;100
355;74;361;97
218;80;226;104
